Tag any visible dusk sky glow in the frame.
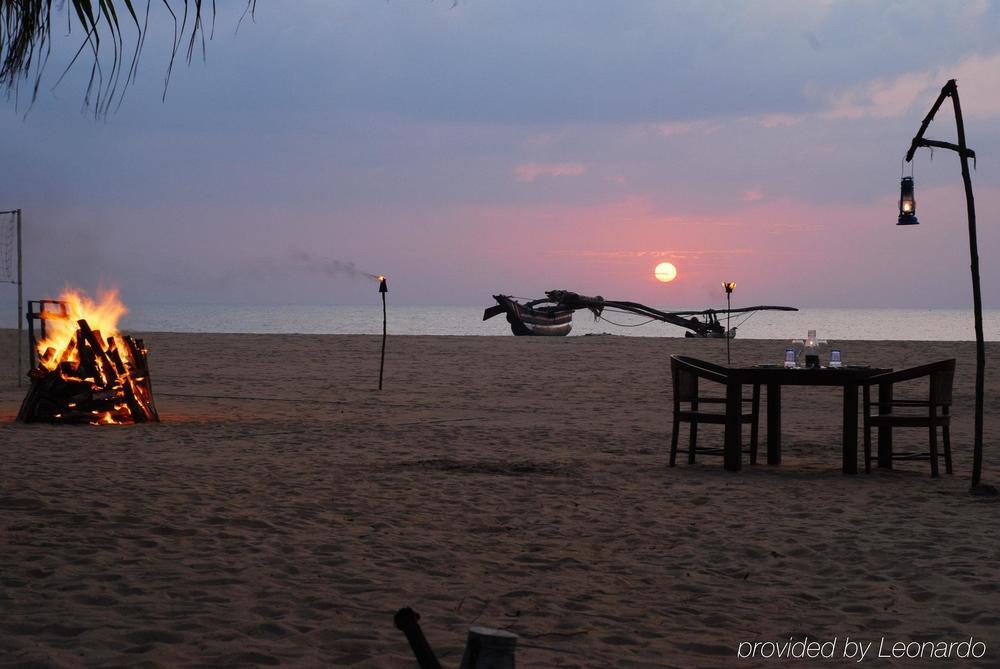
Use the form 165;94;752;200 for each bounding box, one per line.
3;1;1000;311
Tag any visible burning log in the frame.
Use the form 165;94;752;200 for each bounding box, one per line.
58;336;76;364
18;291;159;425
78;320;115;385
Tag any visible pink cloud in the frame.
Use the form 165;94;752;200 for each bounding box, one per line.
729;50;1000;130
514;162;587;182
819;70;938;120
811;50;1000;121
743;187;764;203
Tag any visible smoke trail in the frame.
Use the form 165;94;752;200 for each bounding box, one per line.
291;250;380;280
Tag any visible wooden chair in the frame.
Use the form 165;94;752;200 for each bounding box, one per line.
862;359;955;477
669;355;760;466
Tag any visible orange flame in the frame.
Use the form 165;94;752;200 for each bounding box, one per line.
36;288;127;372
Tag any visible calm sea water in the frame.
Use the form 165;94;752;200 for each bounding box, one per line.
119;304;1000;341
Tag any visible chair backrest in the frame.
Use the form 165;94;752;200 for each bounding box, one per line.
671;356;700;403
670;355;728;403
867;358;955;406
928;359;956;406
682;357;728;375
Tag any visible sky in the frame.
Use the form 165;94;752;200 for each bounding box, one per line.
3;0;1000;313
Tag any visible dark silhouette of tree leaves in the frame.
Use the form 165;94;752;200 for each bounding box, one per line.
1;0;255;116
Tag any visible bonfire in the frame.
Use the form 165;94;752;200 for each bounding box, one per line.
17;289;159;425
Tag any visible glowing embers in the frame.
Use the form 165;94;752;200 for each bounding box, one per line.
17;291;159;425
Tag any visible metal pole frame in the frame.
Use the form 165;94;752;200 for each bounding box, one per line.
17;209;23;387
0;208;22;386
905;79;986;489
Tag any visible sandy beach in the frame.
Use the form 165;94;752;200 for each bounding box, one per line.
1;330;998;668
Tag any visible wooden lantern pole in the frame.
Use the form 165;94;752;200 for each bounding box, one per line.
378;276;388;390
904;79;988;491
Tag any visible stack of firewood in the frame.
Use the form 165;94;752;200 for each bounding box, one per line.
17;318;159;424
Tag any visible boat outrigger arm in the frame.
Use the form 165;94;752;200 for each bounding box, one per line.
483;290;798;337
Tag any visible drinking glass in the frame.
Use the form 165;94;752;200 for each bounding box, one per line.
829;349;842;368
784;348;797;368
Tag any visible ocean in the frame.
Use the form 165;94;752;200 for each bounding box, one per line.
117;304;1000;341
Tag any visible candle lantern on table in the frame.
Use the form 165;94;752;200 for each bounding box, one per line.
804;330;820;368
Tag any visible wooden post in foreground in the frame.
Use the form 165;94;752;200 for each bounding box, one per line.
393;608;442;669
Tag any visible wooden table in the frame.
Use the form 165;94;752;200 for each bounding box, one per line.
723;366;890;474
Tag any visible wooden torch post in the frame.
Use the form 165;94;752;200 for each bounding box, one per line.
723;281;736;365
378;276;388;390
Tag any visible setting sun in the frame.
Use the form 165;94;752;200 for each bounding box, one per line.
654;261;677;283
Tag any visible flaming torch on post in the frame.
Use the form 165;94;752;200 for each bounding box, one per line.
378;275;388;390
723;281;736;365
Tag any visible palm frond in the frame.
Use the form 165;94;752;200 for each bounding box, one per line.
0;0;254;116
